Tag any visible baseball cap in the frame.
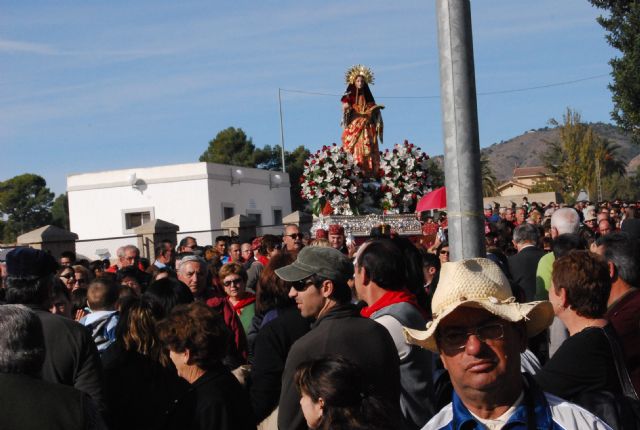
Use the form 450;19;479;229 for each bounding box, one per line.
275;246;353;284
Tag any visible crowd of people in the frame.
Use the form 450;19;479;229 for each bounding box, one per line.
0;197;639;429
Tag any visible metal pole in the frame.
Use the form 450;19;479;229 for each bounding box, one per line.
278;88;286;172
435;0;485;260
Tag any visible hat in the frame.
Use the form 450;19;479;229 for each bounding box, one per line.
543;208;555;218
6;247;58;278
315;229;328;239
403;258;553;352
484;203;493;210
251;237;262;251
328;224;344;236
275;246;353;284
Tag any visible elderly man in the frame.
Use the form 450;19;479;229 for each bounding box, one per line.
276;246;401;430
404;258;610;429
594;232;640;394
4;248;105;413
0;305;106;429
508;223;545;302
282;224;304;254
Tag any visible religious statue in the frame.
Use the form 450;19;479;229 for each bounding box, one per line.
341;65;384;177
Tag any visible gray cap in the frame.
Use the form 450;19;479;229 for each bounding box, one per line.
275;246;353;283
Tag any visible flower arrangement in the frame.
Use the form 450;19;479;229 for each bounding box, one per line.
379;140;430;213
300;144;363;215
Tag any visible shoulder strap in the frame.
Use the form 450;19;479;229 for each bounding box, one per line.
601;325;639;400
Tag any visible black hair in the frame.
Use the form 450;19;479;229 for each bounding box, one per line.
144;278;194;319
356;240;406;292
595;232;639;286
5;275;52;306
552;233;587;259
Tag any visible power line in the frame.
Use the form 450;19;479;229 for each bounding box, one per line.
279;73;609;100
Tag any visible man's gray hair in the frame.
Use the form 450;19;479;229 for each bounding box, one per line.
123;245;139;254
177;255;207;272
513;223;539;244
596;232;639;286
0;304;45;376
551;208;580;235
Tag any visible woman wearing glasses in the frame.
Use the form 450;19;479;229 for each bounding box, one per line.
57;266;76;292
219;262;255;334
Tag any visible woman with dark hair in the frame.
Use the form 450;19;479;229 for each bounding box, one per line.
102;295;186;430
295;356;394;430
535;250;624;425
248;252;310;425
157;302;255;430
143;277;193;319
57;266;77;292
341;65;384;176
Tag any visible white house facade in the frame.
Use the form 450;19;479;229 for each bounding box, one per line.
67;162;291;260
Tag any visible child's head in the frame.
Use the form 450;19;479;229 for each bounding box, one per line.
87;278;119;311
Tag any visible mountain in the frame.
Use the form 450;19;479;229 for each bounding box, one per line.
431;123;638;182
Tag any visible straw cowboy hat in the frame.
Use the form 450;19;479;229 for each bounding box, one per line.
404;258;553;352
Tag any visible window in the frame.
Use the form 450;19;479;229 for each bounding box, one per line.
122;207;154;233
272;208;283;226
223;206;235;220
125;211;151;230
247;212;262;227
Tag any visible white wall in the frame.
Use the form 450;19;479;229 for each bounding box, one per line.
68;162;291;259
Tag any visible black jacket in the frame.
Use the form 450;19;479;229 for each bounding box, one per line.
102;342;188;430
508;246;546;302
164;362;256;430
0;372;102;430
30;306;106;413
278;303;402;430
249;305;310;422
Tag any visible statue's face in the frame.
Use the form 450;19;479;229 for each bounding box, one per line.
355;75;365;89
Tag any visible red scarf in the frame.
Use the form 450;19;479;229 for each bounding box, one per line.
257;255;270;266
360;289;428;320
231;293;256;314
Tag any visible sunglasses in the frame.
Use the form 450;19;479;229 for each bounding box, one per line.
223;278;243;287
292;277;315;292
438;322;505;350
439;250;449;256
60;274;75;280
286;233;304;240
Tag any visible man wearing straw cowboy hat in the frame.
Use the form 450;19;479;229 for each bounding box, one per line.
404;258;610;429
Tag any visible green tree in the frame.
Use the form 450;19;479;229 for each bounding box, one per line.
199;127;257;166
285;145;311;211
481;155;498;197
589;0;640;140
51;193;70;230
424;159;445;189
0;174;54;242
541;108;627;200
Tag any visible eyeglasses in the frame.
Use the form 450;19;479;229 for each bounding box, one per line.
60;274;75;280
438;322;505;350
223;278;243;287
292;277;315;292
439;250;449;256
286;233;304;240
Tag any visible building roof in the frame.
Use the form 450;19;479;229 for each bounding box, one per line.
496;180;532;192
512;166;548;178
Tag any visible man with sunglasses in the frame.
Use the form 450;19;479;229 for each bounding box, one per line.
404;258;610;429
275;246;401;430
282;224;304;254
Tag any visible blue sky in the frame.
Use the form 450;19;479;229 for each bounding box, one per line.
1;1;616;195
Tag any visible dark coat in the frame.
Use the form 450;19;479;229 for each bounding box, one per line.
0;372;100;430
508;245;546;302
249;305;311;422
29;306;106;413
278;303;402;430
101;342;188;430
164;362;256;430
606;288;640;394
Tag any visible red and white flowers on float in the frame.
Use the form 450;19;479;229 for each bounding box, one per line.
379;140;430;213
299;143;363;216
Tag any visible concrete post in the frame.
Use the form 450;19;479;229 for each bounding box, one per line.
133;219;179;261
436;0;486;260
282;211;314;234
16;225;78;261
221;214;256;243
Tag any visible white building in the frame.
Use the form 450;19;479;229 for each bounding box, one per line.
67;162;291;260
